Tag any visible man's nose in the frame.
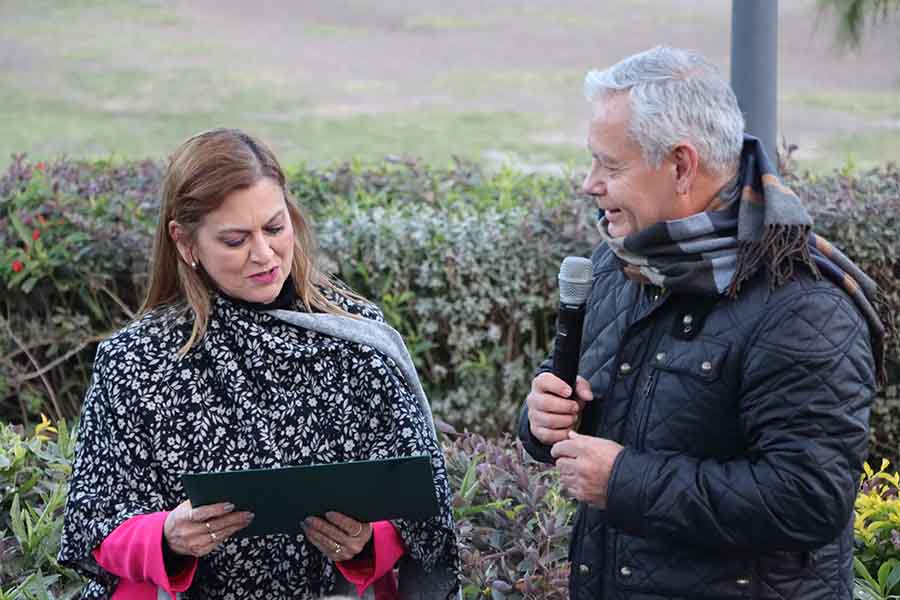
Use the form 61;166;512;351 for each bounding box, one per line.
581;172;606;197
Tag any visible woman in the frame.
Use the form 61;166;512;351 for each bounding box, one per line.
59;129;460;599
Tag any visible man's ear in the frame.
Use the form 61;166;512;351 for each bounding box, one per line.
168;220;194;266
671;142;700;195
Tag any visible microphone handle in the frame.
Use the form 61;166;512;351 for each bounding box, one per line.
551;302;585;395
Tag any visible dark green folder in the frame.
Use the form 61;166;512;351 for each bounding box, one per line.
180;455;440;538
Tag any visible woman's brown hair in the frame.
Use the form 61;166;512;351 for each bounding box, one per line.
140;128;356;355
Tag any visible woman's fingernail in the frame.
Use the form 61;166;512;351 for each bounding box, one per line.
223;503;235;512
246;513;255;521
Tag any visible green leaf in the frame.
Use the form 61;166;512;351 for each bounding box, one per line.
858;556;884;593
56;420;71;459
459;455;482;502
854;578;881;600
879;559;900;590
21;276;39;294
886;561;900;594
9;494;27;544
9;212;32;246
77;287;105;321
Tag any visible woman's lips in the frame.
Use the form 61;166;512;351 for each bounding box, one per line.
249;266;278;284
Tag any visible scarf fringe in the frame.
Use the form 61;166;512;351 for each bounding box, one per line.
872;287;893;386
727;224;820;298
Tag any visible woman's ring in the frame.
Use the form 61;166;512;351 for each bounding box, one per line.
334;543;342;555
350;523;363;537
205;521;212;532
210;531;218;542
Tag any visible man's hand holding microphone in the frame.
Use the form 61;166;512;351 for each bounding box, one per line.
527;257;623;509
527;372;593;445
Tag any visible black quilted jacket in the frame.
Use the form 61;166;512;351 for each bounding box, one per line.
519;244;876;600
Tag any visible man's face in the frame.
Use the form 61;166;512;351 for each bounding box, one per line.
582;93;680;238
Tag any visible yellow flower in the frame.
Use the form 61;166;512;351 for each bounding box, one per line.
35;413;58;441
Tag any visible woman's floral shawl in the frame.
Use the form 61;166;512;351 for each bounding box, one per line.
59;290;459;599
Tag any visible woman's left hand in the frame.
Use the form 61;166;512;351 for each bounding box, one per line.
302;511;373;562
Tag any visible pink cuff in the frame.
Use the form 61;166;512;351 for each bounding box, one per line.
92;512;198;599
335;521;405;599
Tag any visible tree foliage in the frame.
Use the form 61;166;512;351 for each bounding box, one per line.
817;0;900;47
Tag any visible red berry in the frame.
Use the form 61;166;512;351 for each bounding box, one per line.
12;260;24;273
32;229;41;241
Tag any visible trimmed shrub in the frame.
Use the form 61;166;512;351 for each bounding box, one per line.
853;459;900;599
3;419;900;599
1;156;898;458
0;418;81;600
446;431;572;598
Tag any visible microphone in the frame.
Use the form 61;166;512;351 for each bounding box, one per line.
551;256;593;396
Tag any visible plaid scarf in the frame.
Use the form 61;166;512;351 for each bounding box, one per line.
599;135;887;383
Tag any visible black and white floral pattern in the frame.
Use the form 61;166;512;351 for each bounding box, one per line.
59;290;459;599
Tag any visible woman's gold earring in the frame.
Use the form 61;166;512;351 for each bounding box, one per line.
191;261;197;270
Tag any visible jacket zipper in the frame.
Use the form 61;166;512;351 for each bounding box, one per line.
634;370;658;451
598;285;669;439
629;287;665;451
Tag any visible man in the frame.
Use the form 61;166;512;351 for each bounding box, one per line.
519;46;885;600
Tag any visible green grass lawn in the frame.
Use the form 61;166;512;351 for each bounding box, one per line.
1;0;897;174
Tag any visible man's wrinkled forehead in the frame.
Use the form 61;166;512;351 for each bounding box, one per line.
590;89;630;120
586;93;632;157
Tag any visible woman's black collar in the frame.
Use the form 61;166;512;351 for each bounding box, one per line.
219;275;298;312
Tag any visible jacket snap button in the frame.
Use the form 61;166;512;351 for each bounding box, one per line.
683;314;694;325
655;352;666;362
701;360;712;371
620;566;632;577
619;362;632;375
736;577;750;586
578;563;590;576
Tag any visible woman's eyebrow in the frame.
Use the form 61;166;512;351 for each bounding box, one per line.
216;209;284;235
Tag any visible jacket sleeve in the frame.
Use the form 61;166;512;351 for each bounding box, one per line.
92;512;197;599
517;355;556;464
335;520;404;598
605;288;876;552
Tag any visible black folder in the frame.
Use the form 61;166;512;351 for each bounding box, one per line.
180;455;440;538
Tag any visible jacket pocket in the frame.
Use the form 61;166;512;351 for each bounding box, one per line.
612;532;753;599
650;334;730;382
640;334;738;454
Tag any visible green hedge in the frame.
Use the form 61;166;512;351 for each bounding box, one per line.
1;155;898;458
3;420;899;599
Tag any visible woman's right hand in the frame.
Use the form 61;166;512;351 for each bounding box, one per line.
164;500;254;557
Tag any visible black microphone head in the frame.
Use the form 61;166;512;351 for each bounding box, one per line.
559;256;592;305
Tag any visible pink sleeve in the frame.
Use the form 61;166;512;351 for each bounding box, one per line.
92;512;198;600
335;520;405;599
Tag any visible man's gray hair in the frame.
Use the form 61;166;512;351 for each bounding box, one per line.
584;46;745;175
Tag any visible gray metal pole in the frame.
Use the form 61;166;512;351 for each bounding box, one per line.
730;0;779;168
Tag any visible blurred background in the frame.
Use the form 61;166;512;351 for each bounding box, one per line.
1;0;899;174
